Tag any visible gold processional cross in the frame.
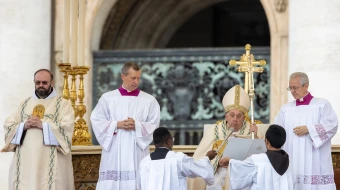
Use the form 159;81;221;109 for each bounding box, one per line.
229;44;266;138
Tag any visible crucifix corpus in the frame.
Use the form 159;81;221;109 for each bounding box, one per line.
229;44;266;139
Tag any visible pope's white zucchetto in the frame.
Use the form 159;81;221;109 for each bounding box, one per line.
222;85;250;114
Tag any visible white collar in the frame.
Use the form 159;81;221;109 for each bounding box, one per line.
298;92;309;102
121;85;132;93
157;147;171;150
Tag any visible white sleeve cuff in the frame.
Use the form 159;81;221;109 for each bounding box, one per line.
43;123;60;146
102;121;117;151
11;123;25;145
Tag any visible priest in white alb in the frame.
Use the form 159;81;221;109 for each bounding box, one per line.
275;72;338;190
2;69;75;190
187;85;261;190
139;127;216;190
219;124;294;190
91;62;161;190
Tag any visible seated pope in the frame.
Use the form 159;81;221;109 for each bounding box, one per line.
187;85;263;190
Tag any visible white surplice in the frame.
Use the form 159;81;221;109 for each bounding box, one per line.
139;151;214;190
275;98;338;190
228;153;294;190
91;89;160;190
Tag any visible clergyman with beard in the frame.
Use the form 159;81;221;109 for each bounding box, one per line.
2;69;75;190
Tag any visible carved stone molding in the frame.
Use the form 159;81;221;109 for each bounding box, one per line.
72;154;101;189
332;153;340;168
332;145;340;168
274;0;288;13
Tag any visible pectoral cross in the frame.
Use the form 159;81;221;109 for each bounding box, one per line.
229;44;266;138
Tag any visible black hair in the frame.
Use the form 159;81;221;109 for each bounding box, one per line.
34;69;54;81
153;127;171;146
265;124;286;148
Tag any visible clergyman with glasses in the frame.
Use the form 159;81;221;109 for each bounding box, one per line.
2;69;75;190
275;72;338;190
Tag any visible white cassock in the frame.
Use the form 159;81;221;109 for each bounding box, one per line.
91;89;160;190
275;97;338;190
228;153;294;190
139;150;214;190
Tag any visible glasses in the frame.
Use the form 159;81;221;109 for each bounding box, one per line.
34;81;50;85
287;84;304;91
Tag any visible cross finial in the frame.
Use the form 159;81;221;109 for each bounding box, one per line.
229;44;266;94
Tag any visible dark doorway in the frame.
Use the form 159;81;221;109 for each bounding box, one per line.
167;0;269;48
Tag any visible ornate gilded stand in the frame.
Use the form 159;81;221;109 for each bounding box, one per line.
57;63;92;145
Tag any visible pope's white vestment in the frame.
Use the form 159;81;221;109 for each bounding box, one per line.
91;89;160;190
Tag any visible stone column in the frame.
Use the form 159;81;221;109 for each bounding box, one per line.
260;0;289;123
289;0;340;144
0;0;51;187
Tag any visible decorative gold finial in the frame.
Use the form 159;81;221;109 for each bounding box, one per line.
245;44;251;51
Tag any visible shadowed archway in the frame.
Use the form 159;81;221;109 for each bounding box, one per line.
100;0;225;49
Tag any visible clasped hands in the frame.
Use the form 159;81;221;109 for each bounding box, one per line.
117;117;135;130
24;116;43;130
293;125;308;136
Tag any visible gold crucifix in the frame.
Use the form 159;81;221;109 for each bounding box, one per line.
229;44;266;94
229;44;266;138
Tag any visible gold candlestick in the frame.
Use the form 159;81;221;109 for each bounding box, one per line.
69;70;78;112
57;63;71;100
57;64;92;146
72;66;92;145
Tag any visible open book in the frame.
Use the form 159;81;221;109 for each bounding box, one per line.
222;138;267;160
